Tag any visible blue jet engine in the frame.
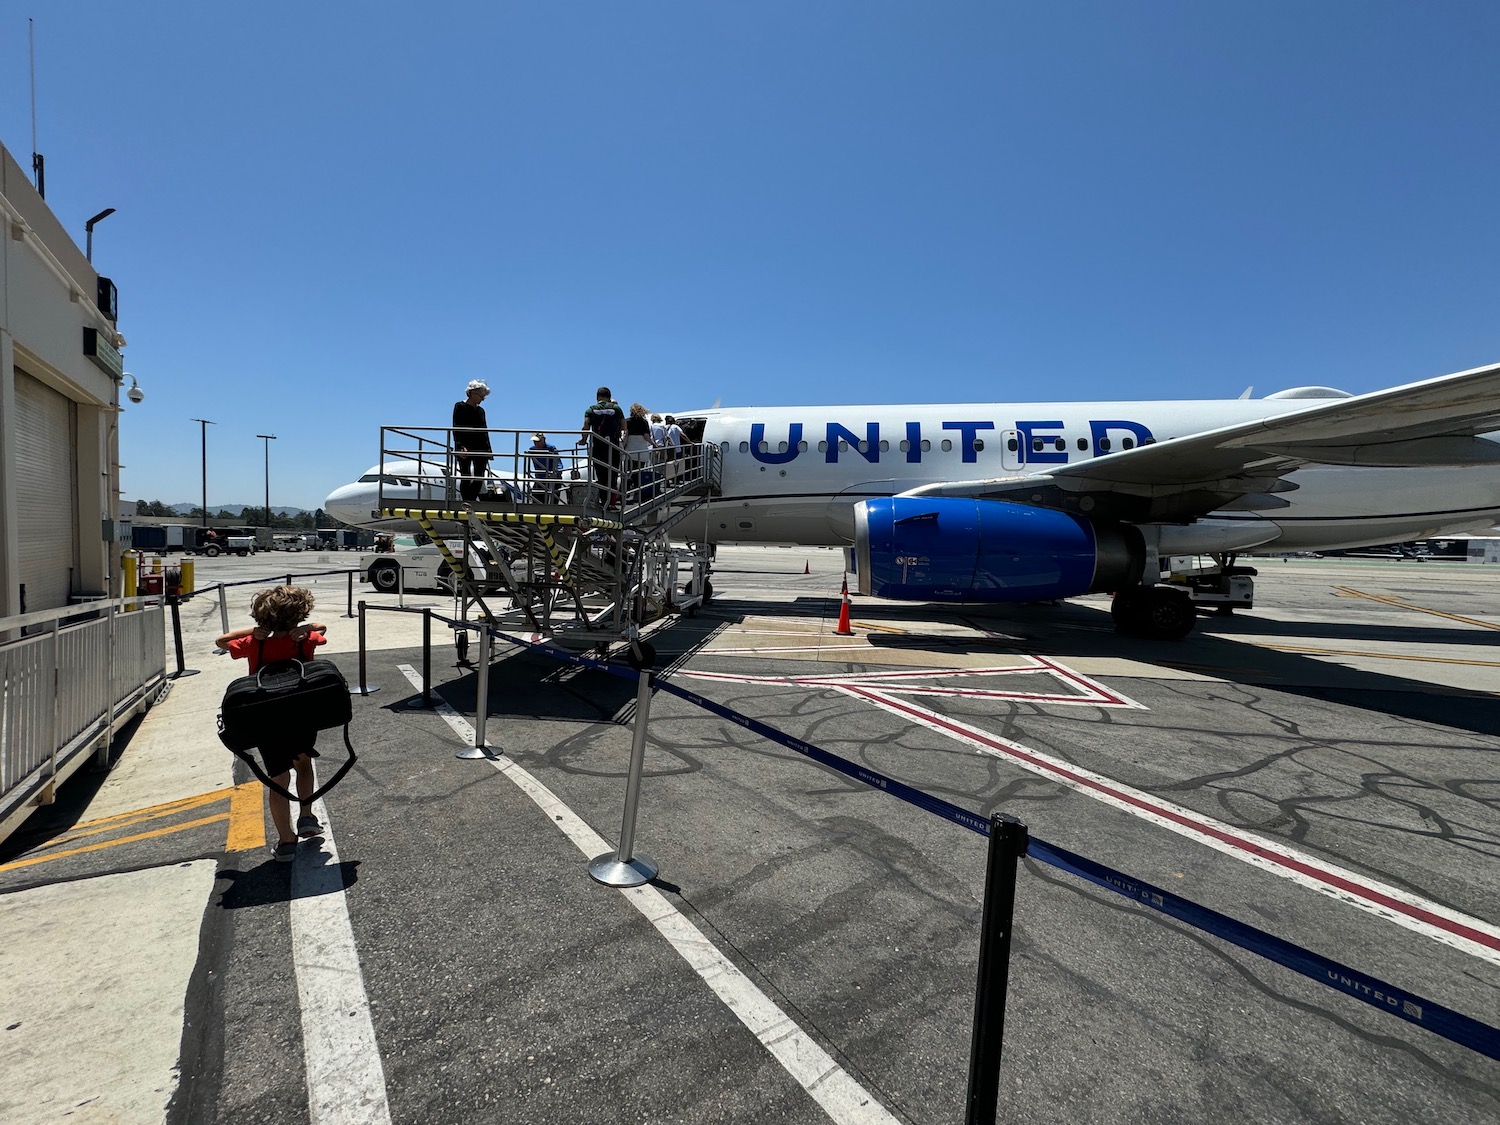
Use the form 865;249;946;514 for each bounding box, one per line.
853;497;1145;603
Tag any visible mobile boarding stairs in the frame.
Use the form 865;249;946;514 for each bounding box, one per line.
374;425;722;667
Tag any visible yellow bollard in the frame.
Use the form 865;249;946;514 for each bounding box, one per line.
180;558;195;595
122;552;138;612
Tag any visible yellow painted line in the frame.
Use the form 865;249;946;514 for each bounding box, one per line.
226;780;267;852
69;786;235;831
1262;643;1500;670
853;621;909;634
1333;586;1500;631
0;813;230;873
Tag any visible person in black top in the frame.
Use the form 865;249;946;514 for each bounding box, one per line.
453;380;493;503
581;386;624;503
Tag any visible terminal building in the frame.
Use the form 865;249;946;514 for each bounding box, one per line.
0;140;127;615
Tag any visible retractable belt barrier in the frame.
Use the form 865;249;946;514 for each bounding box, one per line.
424;615;1500;1063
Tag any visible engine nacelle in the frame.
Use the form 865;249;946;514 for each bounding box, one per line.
853;498;1145;603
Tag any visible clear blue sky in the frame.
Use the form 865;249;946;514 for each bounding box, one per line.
4;3;1499;511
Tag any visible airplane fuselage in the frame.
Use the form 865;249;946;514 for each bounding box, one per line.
685;400;1500;552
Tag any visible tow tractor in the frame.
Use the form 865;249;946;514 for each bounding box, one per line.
1165;554;1256;615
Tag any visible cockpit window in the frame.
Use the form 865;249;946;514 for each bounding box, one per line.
358;474;380;483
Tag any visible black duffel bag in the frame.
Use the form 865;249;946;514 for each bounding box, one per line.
218;650;357;802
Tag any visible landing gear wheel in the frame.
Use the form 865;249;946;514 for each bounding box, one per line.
370;561;400;593
1144;587;1196;639
625;641;657;671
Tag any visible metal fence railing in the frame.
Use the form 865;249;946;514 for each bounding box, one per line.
0;598;167;843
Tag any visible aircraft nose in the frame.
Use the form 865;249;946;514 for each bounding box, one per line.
323;483;370;527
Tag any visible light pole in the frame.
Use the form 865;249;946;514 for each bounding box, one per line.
257;434;277;531
190;418;215;526
85;207;115;263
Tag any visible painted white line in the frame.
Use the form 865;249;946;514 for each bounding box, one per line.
398;665;897;1125
292;798;393;1125
843;685;1500;966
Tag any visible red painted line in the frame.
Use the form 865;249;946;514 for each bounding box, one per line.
843;685;1500;955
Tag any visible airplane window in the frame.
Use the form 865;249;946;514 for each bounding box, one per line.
899;440;910;452
1032;438;1043;452
973;439;985;452
799;441;808;451
720;442;729;454
941;439;953;452
1007;438;1018;452
857;441;868;453
1122;438;1135;449
758;441;768;453
1077;438;1087;450
840;441;849;451
778;441;787;453
879;440;889;452
1143;437;1156;445
1100;438;1111;451
1054;438;1065;452
739;441;749;453
921;440;931;451
818;441;828;452
358;474;379;483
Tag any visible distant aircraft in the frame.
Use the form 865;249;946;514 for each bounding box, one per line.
324;360;1500;638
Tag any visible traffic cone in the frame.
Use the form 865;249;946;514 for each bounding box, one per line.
804;560;810;574
835;575;854;635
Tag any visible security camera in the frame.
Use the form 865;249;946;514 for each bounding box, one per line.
127;385;144;404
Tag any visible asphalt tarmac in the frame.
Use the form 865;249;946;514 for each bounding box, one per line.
1;547;1497;1124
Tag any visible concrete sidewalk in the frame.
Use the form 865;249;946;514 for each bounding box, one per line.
0;586;445;1124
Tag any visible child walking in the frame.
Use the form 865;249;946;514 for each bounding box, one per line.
216;585;330;862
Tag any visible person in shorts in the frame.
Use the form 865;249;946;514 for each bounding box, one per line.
216;585;330;862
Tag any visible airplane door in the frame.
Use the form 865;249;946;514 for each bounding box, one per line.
1000;429;1025;471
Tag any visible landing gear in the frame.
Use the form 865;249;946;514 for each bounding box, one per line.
1111;586;1196;640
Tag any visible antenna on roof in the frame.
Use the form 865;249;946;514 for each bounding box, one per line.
29;18;44;198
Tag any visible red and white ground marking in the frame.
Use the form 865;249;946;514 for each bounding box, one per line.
677;659;1500;966
846;686;1500;966
680;655;1146;709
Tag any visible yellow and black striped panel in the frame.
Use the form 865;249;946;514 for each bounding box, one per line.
384;508;623;530
413;515;468;579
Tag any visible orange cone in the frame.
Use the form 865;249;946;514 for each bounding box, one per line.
835;575;854;635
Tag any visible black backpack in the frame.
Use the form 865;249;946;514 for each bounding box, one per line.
217;641;357;801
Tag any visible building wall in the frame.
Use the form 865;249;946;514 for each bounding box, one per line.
0;141;123;616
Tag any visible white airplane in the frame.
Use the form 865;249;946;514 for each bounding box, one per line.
324;360;1500;638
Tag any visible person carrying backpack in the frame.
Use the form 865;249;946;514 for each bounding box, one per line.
215;585;329;862
581;386;624;504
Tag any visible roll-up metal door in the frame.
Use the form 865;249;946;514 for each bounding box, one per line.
14;370;79;612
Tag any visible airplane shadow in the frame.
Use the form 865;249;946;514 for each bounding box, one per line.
703;595;1500;740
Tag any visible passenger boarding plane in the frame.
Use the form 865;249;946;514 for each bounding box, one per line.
324;360;1500;638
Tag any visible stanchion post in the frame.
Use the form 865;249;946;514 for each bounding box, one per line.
168;596;201;678
345;570;355;618
421;607;432;708
964;814;1029;1125
457;625;495;758
588;670;659;887
404;607;434;710
349;599;380;695
218;583;230;636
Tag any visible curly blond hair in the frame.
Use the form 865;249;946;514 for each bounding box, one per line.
248;585;316;633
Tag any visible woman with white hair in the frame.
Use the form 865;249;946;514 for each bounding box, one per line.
452;379;493;504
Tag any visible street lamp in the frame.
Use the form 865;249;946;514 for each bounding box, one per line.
85;207;115;263
190;418;215;526
257;434;277;531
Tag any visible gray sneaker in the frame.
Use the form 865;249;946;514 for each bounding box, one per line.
273;840;298;863
296;814;323;839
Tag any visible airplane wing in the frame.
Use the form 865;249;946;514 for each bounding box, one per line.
902;359;1500;522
